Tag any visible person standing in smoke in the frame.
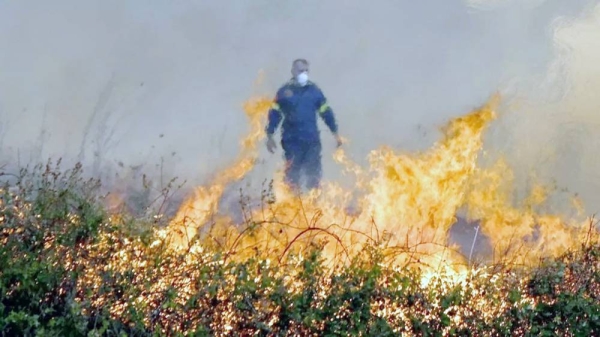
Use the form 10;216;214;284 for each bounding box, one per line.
265;59;342;192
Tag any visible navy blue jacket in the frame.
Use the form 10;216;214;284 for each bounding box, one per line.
265;79;338;144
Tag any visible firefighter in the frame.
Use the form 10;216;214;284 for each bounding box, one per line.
265;58;342;192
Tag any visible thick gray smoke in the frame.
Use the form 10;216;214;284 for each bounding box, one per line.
0;1;598;213
480;1;600;215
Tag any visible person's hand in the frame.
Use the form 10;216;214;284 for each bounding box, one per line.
334;133;343;148
266;136;277;153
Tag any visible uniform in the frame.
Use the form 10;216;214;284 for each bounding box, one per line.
265;79;338;191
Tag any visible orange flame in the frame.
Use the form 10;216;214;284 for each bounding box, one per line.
166;96;272;248
165;88;596;278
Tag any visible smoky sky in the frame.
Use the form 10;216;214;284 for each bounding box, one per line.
0;0;599;212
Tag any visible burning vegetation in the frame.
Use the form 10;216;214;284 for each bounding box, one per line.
0;94;599;336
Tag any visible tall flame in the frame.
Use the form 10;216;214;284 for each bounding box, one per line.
166;96;272;248
165;89;595;275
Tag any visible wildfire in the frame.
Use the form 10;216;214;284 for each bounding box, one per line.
162;89;595;281
167;96;273;248
2;87;598;336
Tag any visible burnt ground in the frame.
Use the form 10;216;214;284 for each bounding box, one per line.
448;217;493;265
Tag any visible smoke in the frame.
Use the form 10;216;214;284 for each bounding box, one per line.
0;1;598;213
482;2;600;215
465;0;548;10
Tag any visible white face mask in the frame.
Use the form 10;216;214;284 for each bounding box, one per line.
296;72;308;86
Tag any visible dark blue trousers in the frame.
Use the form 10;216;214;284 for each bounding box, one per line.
281;138;322;192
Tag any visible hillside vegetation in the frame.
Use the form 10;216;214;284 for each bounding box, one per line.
0;162;598;336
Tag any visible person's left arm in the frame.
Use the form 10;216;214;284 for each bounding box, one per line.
314;87;338;135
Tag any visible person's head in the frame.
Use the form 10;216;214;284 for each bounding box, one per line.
291;59;309;86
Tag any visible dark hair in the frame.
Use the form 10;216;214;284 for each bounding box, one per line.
292;59;309;67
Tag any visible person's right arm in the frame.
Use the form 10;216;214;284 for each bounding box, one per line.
266;87;285;136
265;88;284;153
